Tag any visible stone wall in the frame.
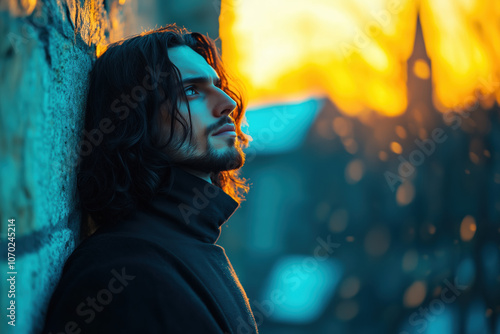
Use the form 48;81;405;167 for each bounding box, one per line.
0;1;135;333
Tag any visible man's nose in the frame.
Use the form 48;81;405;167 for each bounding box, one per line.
213;89;237;118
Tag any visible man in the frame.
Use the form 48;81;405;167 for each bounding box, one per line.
42;24;259;334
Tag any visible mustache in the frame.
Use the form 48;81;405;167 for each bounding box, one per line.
207;116;235;136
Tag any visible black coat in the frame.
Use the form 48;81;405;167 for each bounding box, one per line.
42;166;259;334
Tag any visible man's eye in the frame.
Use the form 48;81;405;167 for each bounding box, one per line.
185;86;198;96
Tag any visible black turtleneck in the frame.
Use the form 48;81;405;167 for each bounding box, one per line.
42;166;259;334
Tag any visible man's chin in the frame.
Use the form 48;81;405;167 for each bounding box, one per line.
208;145;245;171
222;154;244;172
207;151;244;173
176;148;244;174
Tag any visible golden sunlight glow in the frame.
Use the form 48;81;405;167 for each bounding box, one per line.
420;0;500;112
220;0;500;116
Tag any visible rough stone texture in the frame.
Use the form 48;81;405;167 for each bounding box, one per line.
0;1;134;333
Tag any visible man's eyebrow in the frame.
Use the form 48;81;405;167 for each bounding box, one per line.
181;76;222;87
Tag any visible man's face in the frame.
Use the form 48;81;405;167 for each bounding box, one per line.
161;46;244;174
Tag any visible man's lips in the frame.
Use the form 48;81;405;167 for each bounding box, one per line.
212;124;236;136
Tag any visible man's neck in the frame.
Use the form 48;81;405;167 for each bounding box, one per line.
179;167;212;184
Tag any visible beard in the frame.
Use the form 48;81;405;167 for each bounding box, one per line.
166;135;245;174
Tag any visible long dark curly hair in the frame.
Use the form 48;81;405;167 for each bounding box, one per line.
77;24;250;235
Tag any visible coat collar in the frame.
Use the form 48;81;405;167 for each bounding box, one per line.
107;165;240;244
